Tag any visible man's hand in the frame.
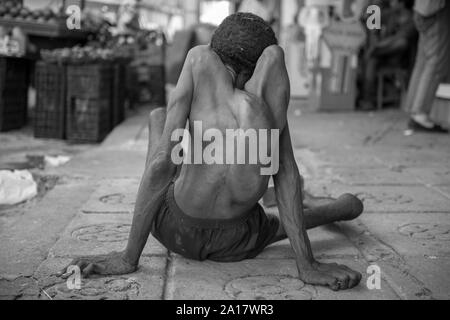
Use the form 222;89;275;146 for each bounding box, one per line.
57;251;137;279
298;261;362;291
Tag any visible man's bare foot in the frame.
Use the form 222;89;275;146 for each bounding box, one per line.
333;194;364;221
303;193;363;229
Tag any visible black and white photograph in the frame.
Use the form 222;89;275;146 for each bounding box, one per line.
0;0;449;304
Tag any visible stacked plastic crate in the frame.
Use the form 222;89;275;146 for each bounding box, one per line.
66;63;113;143
0;57;28;132
34;61;67;139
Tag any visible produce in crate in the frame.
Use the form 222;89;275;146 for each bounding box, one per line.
19;8;29;19
0;2;67;25
41;46;112;64
41;44;133;64
9;6;18;18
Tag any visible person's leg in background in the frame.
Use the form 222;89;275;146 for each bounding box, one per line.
360;55;379;110
408;3;450;132
404;30;426;114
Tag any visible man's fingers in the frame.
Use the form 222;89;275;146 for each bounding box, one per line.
339;264;359;276
59;259;92;279
308;263;362;291
76;260;89;270
328;278;340;291
93;262;107;274
348;271;362;289
337;265;362;289
316;273;340;291
330;269;350;290
336;265;362;290
81;264;96;278
57;266;68;277
60;261;86;279
338;274;350;290
318;263;339;271
330;264;361;290
58;259;81;278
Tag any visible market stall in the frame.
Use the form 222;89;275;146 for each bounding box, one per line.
0;0;168;142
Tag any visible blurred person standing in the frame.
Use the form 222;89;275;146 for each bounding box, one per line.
360;0;417;110
238;0;280;33
405;0;450;133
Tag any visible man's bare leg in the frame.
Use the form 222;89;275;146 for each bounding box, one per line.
303;191;336;209
271;194;363;243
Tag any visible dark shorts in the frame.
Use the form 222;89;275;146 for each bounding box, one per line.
151;183;280;262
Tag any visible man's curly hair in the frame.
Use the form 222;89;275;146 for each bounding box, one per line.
211;12;278;76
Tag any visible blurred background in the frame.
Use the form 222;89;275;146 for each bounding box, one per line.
0;0;448;141
1;0;450;301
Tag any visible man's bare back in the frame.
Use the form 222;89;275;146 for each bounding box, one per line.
175;45;282;220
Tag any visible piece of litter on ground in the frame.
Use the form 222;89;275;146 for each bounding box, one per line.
41;289;53;300
0;170;38;205
0;274;22;281
25;155;46;170
404;129;414;136
44;156;71;167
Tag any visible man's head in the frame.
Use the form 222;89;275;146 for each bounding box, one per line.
211;12;278;84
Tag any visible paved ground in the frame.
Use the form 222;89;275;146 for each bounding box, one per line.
1;102;450;300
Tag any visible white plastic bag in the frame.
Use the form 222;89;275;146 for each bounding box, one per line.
0;170;38;206
44;155;71;167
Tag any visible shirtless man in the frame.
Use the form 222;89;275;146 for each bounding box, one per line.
59;13;363;291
